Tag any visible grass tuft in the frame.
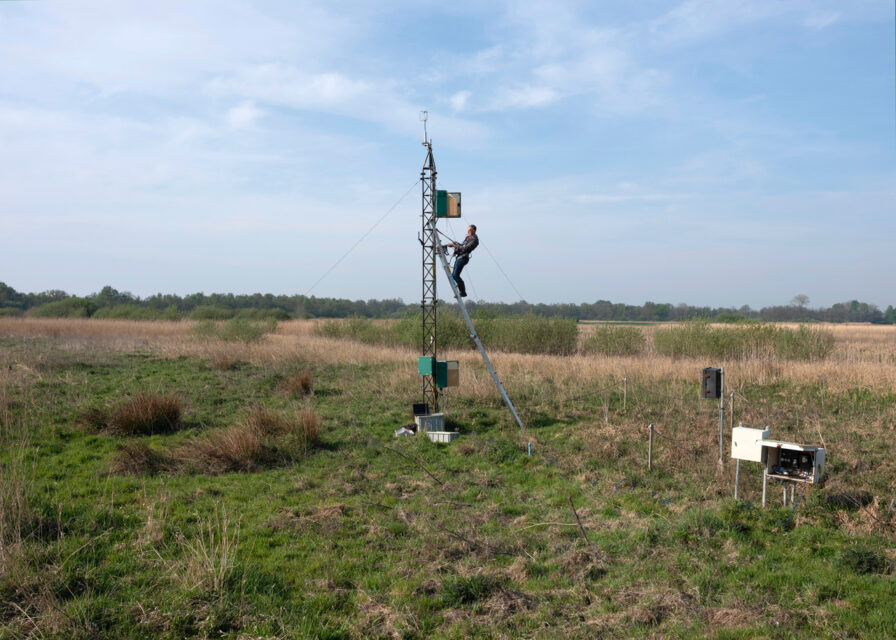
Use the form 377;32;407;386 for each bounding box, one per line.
78;406;109;430
176;506;240;595
441;574;501;606
108;393;183;435
115;405;323;475
177;425;272;473
279;369;313;395
111;440;170;475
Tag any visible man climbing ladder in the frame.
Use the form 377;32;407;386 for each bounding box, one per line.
448;224;478;297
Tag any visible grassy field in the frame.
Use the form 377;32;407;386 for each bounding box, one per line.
1;317;895;639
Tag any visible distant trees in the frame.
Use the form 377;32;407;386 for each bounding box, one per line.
0;281;893;324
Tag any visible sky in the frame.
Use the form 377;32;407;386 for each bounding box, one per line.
1;0;894;309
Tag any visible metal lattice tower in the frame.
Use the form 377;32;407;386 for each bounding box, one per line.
420;141;439;411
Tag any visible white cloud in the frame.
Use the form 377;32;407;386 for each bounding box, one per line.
450;90;471;112
226;101;264;129
490;85;559;110
650;0;783;45
207;63;490;145
574;193;692;204
803;11;840;30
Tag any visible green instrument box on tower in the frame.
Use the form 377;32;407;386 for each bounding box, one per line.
418;356;435;376
435;190;461;218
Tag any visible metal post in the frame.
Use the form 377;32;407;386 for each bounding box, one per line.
623;378;627;412
734;458;741;500
762;470;767;507
719;368;725;463
648;423;654;472
729;391;734;431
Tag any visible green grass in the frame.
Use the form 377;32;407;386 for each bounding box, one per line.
1;336;895;638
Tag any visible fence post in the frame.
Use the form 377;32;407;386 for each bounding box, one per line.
623;377;627;412
734;458;741;500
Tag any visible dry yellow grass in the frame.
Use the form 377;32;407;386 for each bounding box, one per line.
3;318;896;397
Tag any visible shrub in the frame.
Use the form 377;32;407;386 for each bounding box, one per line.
217;318;276;343
108;393;183;435
234;308;291;321
0;308;23;317
193;318;277;343
161;305;182;321
319;313;577;355
584;325;646;356
27;298;96;318
714;312;756;324
189;305;235;320
653;321;834;361
92;304;163;320
475;314;578;355
774;325;835;361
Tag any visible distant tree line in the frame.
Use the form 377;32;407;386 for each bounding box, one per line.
1;282;894;324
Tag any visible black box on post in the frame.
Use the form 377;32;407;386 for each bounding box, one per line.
702;367;722;399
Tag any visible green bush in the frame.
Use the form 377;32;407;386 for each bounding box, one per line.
714;312;756;324
654;321;834;361
318;313;576;355
319;316;402;347
93;304;164;320
774;325;835;360
161;305;182;321
27;298;96;318
475;314;578;355
193;318;277;343
584;325;645;356
189;305;235;320
234;308;291;321
0;308;23;317
394;313;471;350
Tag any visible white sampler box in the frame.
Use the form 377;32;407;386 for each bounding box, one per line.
731;425;770;462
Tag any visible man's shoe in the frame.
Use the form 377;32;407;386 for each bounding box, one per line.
460;290;467;298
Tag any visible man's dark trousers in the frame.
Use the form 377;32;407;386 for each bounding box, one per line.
452;256;470;296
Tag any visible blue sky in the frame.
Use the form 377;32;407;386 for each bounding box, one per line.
1;1;893;308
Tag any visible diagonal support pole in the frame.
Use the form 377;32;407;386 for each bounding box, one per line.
435;243;525;431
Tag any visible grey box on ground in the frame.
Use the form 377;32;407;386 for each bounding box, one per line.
414;413;445;432
427;431;459;443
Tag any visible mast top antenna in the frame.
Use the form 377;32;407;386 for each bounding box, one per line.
420;110;430;147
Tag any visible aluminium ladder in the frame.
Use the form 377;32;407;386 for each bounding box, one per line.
436;243;525;431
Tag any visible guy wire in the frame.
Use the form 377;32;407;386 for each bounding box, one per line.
304;180;418;296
